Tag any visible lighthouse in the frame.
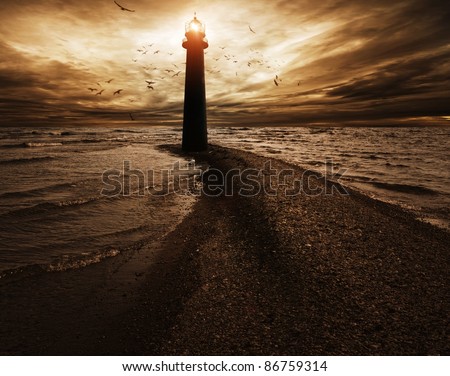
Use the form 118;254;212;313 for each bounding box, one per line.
182;15;208;151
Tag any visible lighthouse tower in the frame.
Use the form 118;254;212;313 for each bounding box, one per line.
182;15;208;151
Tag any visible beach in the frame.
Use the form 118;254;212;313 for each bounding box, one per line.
0;144;448;355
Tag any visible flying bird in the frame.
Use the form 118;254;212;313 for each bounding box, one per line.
172;71;181;77
105;79;114;84
87;87;97;92
249;25;256;33
153;50;160;54
113;89;123;95
147;85;154;90
114;1;135;12
273;79;279;86
96;89;105;95
129;113;134;121
145;80;155;85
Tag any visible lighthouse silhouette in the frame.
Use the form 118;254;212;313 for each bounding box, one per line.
182;15;208;151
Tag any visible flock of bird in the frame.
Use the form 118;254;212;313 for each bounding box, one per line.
87;79;123;96
86;1;302;118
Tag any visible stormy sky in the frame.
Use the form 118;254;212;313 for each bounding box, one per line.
0;0;449;126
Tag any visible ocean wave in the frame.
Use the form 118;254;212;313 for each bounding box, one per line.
0;223;155;283
0;196;103;217
0;140;63;148
365;154;383;160
0;156;57;165
308;128;330;134
0;182;79;199
0;248;121;283
63;138;130;145
112;129;142;133
343;174;374;182
24;142;63;148
45;248;121;272
62;139;102;144
29;130;62;136
369;182;439;195
385;162;409;168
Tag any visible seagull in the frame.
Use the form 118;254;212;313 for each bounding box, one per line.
113;89;123;95
96;82;102;87
129;113;134;121
87;87;97;92
165;69;174;73
219;46;226;50
145;80;155;85
105;79;114;84
153;50;160;54
297;80;301;86
172;71;181;77
249;25;256;33
114;1;135;12
273;79;279;86
96;89;105;95
147;85;154;90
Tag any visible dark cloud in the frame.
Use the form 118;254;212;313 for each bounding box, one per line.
0;0;449;126
327;50;450;101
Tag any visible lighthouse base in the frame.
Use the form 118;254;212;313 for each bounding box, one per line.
182;121;208;152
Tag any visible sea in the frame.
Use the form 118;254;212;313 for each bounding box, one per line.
0;126;448;278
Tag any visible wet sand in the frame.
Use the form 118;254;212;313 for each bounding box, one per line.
0;145;448;355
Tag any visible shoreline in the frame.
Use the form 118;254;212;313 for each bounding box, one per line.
158;145;449;355
0;144;448;355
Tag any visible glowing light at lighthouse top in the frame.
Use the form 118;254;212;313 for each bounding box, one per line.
185;15;206;35
183;14;208;49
